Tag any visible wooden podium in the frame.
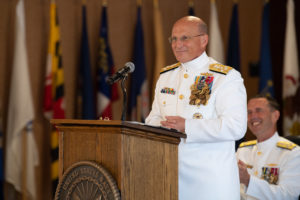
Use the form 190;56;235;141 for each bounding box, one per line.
51;119;186;200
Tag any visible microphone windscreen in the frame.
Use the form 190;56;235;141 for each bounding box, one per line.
125;62;135;73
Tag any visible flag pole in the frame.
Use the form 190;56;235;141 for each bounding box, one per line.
22;128;28;200
137;0;142;6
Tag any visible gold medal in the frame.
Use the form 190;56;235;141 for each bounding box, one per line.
193;113;203;119
189;73;214;106
189;82;210;106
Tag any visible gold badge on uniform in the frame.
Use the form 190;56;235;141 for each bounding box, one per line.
193;113;203;119
189;73;214;106
261;167;279;185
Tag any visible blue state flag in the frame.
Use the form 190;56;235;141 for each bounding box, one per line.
79;4;96;119
97;5;119;119
129;6;149;122
226;3;240;71
259;2;274;97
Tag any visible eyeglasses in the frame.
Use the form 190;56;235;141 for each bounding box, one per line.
168;34;205;44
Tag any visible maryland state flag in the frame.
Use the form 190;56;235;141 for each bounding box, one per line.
43;1;65;195
96;4;119;119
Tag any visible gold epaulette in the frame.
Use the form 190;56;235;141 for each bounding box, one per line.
160;63;181;74
209;63;232;75
277;141;297;150
239;140;257;148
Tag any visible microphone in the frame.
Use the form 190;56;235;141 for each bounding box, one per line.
106;62;135;85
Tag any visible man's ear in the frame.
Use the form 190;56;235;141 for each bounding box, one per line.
201;35;208;47
272;110;280;123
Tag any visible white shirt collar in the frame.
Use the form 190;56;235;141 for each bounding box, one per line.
257;132;279;151
180;52;209;71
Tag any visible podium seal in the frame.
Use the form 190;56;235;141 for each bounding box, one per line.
55;161;120;200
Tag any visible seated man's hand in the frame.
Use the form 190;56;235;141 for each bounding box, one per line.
238;160;250;187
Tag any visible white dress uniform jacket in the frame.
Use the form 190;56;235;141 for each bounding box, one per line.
236;132;300;200
146;52;247;200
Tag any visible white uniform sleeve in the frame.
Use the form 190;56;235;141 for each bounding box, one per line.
185;71;247;143
246;150;300;200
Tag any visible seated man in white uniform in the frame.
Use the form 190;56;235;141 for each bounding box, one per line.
237;95;300;200
146;16;247;200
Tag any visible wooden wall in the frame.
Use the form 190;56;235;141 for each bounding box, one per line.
0;0;299;199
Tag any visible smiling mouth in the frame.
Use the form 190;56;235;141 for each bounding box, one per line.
251;121;261;126
176;50;186;53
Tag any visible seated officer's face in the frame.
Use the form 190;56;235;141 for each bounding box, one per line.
247;98;277;138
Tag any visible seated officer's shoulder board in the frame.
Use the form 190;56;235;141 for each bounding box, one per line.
160;62;181;74
239;140;257;148
277;140;297;150
209;63;232;75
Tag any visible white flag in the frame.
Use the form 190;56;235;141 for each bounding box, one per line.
5;0;39;199
282;0;300;136
208;0;224;63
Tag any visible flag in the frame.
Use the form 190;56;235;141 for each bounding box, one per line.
5;0;39;198
226;2;240;71
208;0;224;63
43;1;65;195
78;4;96;119
188;0;195;16
282;0;300;136
96;5;119;119
152;0;166;93
258;1;274;97
129;6;149;122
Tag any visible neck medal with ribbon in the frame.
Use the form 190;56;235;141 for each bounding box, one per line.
189;72;214;106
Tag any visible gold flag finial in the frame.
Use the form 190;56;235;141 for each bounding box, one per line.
137;0;142;6
102;0;107;6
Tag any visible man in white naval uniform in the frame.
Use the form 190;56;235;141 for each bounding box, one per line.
145;16;247;199
237;95;300;200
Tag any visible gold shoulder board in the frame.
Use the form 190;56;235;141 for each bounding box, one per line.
277;141;297;150
160;62;181;74
209;63;232;75
239;140;257;148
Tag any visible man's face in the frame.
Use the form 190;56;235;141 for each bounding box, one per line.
170;21;207;63
247;98;278;138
